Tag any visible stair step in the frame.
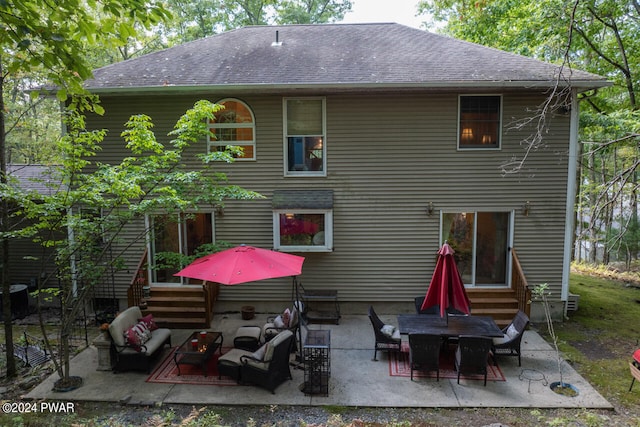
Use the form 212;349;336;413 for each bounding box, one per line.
146;296;205;304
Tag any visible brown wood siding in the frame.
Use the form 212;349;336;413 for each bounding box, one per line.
88;91;570;303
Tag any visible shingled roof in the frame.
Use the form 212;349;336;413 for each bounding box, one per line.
85;23;607;93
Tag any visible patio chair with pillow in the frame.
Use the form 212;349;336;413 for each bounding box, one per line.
368;305;401;361
263;306;299;342
454;335;493;386
492;310;530;366
409;333;442;381
240;330;295;394
218;330;295;393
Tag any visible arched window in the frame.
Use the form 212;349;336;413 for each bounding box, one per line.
208;98;256;160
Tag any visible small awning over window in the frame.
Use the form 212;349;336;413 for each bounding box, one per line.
272;189;333;210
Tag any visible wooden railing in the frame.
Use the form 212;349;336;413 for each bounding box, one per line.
127;249;148;308
511;248;531;318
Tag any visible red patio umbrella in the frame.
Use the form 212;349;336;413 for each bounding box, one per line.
174;244;304;285
420;242;471;320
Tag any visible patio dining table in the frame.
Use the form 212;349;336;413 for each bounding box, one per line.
397;314;504;338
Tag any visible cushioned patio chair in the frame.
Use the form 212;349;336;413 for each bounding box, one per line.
454;335;492;386
240;330;295;394
218;330;294;393
492;310;530;366
262;306;299;342
368;305;401;361
409;333;441;381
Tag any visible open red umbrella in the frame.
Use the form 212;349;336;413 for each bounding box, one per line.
420;242;471;319
174;244;304;285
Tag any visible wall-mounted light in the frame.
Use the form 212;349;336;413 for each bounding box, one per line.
523;201;530;217
427;201;434;216
215;205;225;217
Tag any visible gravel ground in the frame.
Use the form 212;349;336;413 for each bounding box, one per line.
50;401;628;427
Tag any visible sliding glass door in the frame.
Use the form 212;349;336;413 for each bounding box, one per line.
441;211;511;287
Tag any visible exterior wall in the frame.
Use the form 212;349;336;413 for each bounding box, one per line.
87;90;571;311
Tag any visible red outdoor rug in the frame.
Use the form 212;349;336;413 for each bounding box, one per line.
388;342;506;382
146;347;239;386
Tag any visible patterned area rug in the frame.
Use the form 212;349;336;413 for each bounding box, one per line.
388;342;506;381
146;347;239;386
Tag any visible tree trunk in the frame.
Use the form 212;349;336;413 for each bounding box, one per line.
0;63;17;377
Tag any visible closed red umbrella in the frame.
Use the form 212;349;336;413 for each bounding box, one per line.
421;242;471;319
174;244;304;285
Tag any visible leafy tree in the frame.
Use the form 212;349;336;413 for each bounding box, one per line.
275;0;353;24
0;0;171;378
2;99;262;389
419;0;640;265
159;0;352;44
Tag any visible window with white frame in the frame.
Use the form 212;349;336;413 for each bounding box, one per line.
458;95;502;149
208;98;256;160
441;211;511;286
272;189;333;252
273;210;333;252
148;212;214;283
284;97;325;175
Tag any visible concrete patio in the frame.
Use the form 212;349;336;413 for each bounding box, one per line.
26;312;612;409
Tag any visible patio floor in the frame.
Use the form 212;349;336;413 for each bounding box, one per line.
26;312;612;409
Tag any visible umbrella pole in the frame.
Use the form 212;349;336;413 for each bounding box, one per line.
292;277;305;369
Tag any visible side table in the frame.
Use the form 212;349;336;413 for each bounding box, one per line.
300;329;331;396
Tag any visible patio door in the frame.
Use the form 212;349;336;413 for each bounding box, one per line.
148;213;214;284
441;211;512;287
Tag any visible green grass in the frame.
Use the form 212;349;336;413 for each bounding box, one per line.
553;272;640;410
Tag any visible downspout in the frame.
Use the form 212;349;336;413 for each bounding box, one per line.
562;88;579;314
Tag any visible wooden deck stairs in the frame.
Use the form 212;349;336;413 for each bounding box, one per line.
141;286;209;329
467;288;519;328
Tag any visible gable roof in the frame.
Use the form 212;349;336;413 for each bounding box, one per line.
8;164;62;197
86;23;608;94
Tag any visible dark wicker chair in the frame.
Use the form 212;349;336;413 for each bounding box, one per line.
239;330;294;394
454;335;492;386
492;310;530;366
408;333;442;381
368;305;401;361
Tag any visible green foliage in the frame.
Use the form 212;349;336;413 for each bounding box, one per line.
419;0;640;265
0;99;262;383
0;0;171;99
158;0;352;44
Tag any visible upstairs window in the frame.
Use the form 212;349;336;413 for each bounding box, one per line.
458;95;501;149
208;98;255;160
284;98;326;176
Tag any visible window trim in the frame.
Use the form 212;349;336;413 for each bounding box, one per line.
273;209;333;252
283;97;327;177
145;211;216;285
208;98;256;161
457;94;503;150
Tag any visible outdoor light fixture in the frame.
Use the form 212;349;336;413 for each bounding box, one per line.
523;201;530;216
427;201;434;216
215;205;225;217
